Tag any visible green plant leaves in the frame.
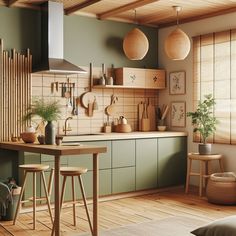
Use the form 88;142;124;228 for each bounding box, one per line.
24;98;61;122
187;94;217;143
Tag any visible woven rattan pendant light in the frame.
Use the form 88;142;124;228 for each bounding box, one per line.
123;10;149;60
164;6;190;60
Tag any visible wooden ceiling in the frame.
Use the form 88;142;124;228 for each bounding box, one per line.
1;0;236;28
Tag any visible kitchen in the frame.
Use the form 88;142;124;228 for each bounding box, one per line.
1;1;236;236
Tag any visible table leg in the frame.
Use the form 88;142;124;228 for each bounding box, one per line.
54;155;61;236
93;153;99;236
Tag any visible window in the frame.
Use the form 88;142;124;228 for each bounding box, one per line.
193;29;236;144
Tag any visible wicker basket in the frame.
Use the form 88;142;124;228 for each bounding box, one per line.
20;132;37;143
206;172;236;205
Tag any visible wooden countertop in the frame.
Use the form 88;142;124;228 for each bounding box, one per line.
63;131;188;142
0;142;107;156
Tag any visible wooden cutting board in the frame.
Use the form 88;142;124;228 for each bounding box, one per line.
138;102;144;131
148;104;156;131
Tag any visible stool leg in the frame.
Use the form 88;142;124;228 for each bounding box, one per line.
185;158;192;194
71;176;76;226
41;171;53;224
78;176;93;234
205;161;209;188
199;161;203;197
33;172;36;230
219;159;224;172
13;171;28;225
48;168;55;198
51;176;67;236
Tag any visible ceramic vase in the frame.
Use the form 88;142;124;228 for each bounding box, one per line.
45;121;55;145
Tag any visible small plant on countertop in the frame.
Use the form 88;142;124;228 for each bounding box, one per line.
187;94;217;144
24;98;61;122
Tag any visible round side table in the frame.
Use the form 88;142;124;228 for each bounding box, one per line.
185;153;224;197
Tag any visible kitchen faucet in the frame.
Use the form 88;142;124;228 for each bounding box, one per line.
63;117;72;136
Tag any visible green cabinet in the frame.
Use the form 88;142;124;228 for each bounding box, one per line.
112;140;136;193
18;136;187;203
67;141;111;170
112;140;135;168
136;139;158;190
112;167;135;193
157;137;187;188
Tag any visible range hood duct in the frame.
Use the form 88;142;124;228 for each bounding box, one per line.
33;1;86;74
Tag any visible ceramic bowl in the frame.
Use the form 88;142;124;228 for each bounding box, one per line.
20;132;37;143
157;126;167;131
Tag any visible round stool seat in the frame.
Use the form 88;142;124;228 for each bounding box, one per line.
60;167;87;176
19;164;50;172
188;153;222;161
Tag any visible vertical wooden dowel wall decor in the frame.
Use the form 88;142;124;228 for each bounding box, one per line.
0;39;32;141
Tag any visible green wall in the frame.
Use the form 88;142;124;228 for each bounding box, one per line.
64;15;158;68
0;6;158;68
0;7;41;65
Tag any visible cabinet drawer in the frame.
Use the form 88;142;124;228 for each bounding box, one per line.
115;67;145;87
112;140;135;168
146;69;165;89
112;167;135;193
67;141;111;170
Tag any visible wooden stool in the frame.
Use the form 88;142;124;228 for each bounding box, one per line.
185;153;224;197
13;164;54;229
53;166;92;234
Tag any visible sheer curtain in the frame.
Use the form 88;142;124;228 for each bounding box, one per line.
193;29;236;144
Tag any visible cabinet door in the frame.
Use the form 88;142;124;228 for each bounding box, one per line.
136;139;158;190
67;141;111;170
157;137;187;188
112;140;135;168
116;68;145;87
146;69;165;89
112;167;135;193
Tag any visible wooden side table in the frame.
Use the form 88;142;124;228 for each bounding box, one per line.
185;153;224;196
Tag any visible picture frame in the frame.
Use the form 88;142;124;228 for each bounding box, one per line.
171;101;186;127
169;71;186;95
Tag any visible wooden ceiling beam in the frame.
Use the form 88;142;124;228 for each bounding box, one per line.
8;0;18;7
65;0;102;16
98;0;159;20
142;6;236;28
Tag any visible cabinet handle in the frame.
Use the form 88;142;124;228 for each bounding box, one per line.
130;74;136;83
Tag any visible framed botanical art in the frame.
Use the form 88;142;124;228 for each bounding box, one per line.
169;71;186;95
171;101;186;127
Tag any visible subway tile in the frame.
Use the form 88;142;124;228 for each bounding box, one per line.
32;86;43;96
31;76;43;87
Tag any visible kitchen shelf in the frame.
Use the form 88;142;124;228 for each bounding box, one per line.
92;85;165;90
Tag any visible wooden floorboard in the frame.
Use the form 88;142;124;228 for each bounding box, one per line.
1;186;236;235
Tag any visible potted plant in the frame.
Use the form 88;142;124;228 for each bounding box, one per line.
187;94;217;155
24;98;61;145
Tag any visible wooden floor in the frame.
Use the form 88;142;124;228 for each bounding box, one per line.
1;186;236;236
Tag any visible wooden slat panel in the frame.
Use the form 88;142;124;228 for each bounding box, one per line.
0;39;32;141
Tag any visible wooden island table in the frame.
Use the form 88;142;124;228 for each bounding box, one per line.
0;142;107;236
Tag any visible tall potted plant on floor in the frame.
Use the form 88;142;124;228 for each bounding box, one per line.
24;98;61;144
187;94;217;155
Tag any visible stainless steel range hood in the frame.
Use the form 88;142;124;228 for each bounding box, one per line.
33;1;86;74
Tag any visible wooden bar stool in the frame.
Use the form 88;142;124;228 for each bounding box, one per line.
13;164;54;229
52;166;92;235
185;153;224;197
